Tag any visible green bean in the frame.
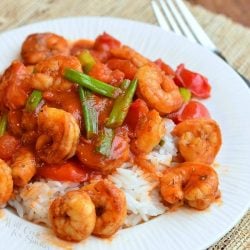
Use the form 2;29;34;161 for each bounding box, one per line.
79;87;98;139
106;79;137;128
0;114;7;136
64;68;120;98
179;87;191;102
78;50;96;73
25;90;43;112
120;79;130;90
96;127;114;157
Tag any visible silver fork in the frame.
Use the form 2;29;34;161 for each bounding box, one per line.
151;0;250;86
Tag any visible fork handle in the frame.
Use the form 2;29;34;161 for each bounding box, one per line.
214;51;250;87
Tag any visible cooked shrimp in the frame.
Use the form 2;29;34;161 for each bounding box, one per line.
21;111;37;132
42;90;82;126
0;61;30;110
134;154;159;179
36;106;80;164
160;162;219;210
31;55;82;91
111;45;150;67
172;118;222;164
70;39;94;56
81;179;127;238
131;109;165;154
20;111;39;146
0;159;13;206
11;148;36;187
0;134;20;160
77;127;130;174
49;190;96;242
136;65;183;114
21;32;69;65
7;110;23;136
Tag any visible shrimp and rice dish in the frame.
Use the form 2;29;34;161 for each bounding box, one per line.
0;32;222;242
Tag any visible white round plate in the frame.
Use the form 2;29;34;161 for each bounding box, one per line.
0;17;249;250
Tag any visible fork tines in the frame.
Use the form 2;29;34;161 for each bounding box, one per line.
152;0;217;50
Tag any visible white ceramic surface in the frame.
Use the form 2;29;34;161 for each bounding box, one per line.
0;17;249;250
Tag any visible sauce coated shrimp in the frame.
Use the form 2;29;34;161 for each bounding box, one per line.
36;106;80;164
31;55;82;91
7;110;38;145
82;179;127;238
172;118;222;164
49;190;96;242
111;45;150;67
11;148;37;187
160;162;219;210
21;33;69;65
0;61;30;110
136;65;183;114
131;109;165;154
43;90;82;127
0;134;20;160
0;159;13;206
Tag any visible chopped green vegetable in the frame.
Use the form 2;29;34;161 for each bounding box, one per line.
26;90;43;112
0;114;7;136
79;87;98;139
179;87;191;102
120;79;130;90
106;79;138;128
78;50;96;73
96;127;114;157
64;68;119;98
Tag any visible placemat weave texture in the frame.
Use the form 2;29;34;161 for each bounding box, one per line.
0;0;249;249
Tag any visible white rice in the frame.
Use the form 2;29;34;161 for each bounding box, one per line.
108;163;166;227
146;119;177;172
8;180;78;225
8;119;177;228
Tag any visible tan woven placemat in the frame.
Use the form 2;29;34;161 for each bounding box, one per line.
0;0;249;249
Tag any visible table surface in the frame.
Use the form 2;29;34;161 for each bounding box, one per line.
189;0;250;27
0;0;249;249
